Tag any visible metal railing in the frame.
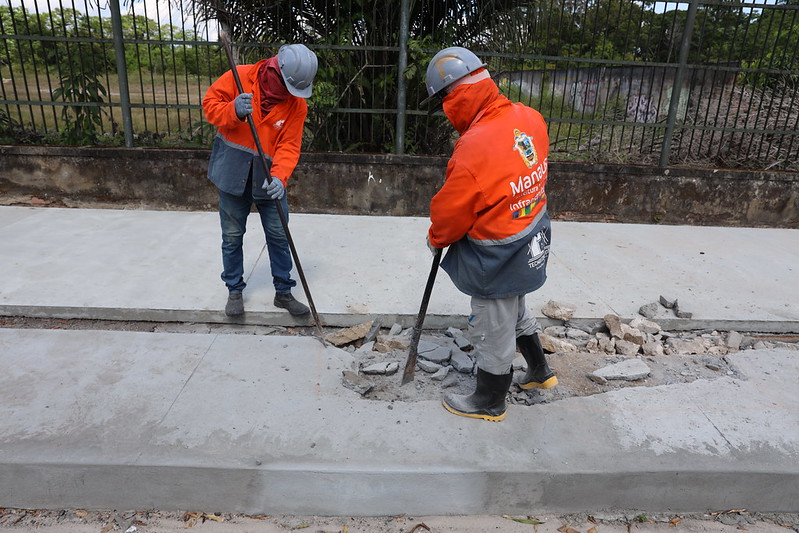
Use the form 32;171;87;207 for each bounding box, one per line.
1;0;797;171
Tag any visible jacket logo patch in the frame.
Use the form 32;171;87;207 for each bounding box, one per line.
273;119;286;129
528;229;550;269
513;129;537;168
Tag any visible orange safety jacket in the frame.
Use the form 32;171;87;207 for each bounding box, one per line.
429;78;552;298
203;60;307;198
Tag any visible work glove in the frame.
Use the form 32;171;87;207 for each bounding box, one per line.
234;93;253;119
263;177;285;200
426;234;439;255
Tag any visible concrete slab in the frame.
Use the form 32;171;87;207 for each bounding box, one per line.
0;206;798;332
1;328;797;514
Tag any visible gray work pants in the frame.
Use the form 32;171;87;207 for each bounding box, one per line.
468;294;541;375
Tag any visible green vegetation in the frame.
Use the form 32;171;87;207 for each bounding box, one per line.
0;0;796;170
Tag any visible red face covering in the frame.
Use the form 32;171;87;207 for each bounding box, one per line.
258;56;291;116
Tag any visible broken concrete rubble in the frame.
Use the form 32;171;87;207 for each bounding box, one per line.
539;333;578;353
659;295;676;308
726;330;743;351
325;320;374;346
604;314;625;339
629;316;661;335
361;361;400;375
665;337;707;355
450;350;475;373
417;359;443;373
620;323;646;345
588;358;652;383
418;345;452;364
638;302;661;318
642;340;665;357
326;315;794;406
614;338;641;356
541;300;577;321
374;334;410;352
342;370;372;395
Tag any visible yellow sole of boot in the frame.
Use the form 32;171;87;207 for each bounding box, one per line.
519;375;558;390
442;400;506;422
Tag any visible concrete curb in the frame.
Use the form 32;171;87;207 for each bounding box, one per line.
1;329;797;515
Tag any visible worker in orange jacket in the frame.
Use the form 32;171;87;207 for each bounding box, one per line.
203;44;317;317
423;47;557;422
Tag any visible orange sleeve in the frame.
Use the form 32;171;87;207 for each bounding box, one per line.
428;158;487;248
269;99;307;185
202;68;250;128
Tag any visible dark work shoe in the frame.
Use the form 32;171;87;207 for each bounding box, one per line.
515;334;558;390
225;293;244;317
274;293;310;316
442;369;513;422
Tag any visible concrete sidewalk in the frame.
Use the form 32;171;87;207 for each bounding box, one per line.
0;206;798;515
1;206;798;331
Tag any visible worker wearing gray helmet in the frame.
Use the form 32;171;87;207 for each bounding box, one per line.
423;46;557;421
203;44;317;318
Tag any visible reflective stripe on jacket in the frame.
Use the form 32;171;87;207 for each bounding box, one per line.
429;78;551;298
203;60;307;198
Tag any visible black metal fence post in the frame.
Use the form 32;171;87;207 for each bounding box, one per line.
659;0;700;167
109;0;134;147
395;0;410;155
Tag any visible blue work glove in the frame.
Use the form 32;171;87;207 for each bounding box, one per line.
263;177;285;200
234;93;253;119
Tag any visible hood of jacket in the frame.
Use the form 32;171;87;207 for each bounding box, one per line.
442;77;504;134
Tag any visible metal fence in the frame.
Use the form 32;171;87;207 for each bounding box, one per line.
1;0;797;170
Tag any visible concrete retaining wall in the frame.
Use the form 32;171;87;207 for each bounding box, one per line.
1;145;797;227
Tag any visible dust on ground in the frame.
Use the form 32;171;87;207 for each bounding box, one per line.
0;508;797;533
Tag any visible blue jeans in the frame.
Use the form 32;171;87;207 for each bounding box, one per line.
217;178;296;295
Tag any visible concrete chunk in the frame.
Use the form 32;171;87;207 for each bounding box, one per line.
374;334;410;352
726;330;743;351
431;366;451;381
539;333;577;353
604;314;624;339
325;321;373;346
341;370;372;395
450;350;474;373
659;295;676;308
629;316;661;335
589;358;651;382
642;341;665;357
417;359;443;373
453;335;472;350
445;327;463;338
620;323;646;345
541;300;577;321
418;344;452;364
666;337;707;355
638;302;661;319
361;361;399;375
615;339;641;356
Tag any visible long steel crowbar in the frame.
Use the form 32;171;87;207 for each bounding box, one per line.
218;31;325;344
401;248;442;385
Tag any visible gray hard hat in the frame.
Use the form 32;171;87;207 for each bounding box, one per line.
422;46;487;105
278;44;318;98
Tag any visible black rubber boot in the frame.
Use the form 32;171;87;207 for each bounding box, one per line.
274;292;310;316
515;333;558;390
442;368;514;422
225;293;244;317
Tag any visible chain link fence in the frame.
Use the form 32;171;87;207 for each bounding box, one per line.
1;0;797;170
